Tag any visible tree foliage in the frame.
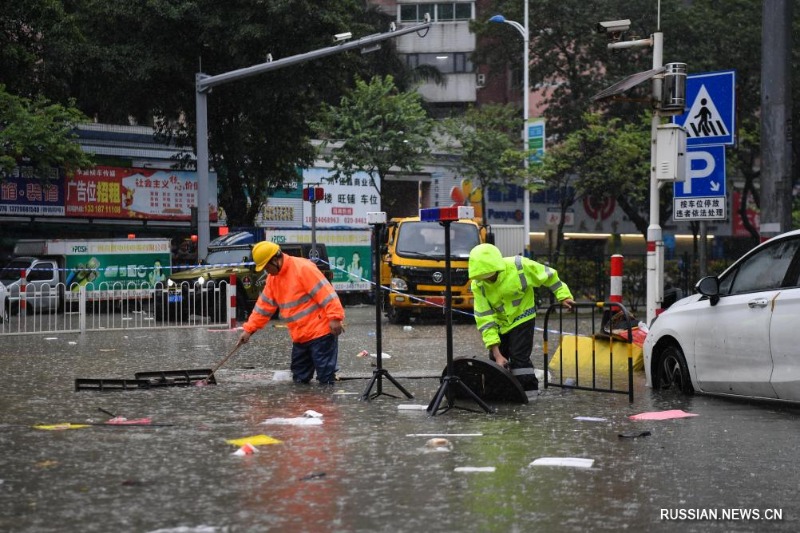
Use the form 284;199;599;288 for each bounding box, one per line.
439;103;531;224
0;85;93;178
314;74;433;212
2;0;406;226
477;0;797;240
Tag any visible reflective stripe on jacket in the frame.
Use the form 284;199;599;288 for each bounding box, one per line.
243;254;345;344
471;253;573;350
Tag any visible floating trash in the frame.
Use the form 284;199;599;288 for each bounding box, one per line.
454;466;495;473
263;410;323;426
574;416;607;422
629;409;698;421
618;430;652;439
34;423;90;431
233;443;258;456
226;435;282;447
272;370;292;382
406;433;483;437
529;457;594;468
397;404;427;411
425;438;453;452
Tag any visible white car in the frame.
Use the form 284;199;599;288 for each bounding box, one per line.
644;229;800;403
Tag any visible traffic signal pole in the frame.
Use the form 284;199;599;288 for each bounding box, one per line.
194;20;432;260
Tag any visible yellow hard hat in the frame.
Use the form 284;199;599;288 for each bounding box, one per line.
252;241;281;271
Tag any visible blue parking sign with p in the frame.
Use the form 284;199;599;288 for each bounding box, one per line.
672;70;736;146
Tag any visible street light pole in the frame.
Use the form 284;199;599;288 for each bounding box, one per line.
490;0;531;255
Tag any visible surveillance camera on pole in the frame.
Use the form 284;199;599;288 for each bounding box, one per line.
333;32;352;43
596;19;631;41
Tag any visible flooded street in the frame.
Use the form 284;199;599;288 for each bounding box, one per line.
1;305;798;532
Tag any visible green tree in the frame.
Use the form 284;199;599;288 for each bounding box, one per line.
60;0;402;226
0;85;93;178
439;103;531;224
539;112;650;256
314;75;433;214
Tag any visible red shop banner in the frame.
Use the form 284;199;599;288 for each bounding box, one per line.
67;166;218;221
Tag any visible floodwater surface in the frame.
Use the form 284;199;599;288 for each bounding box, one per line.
1;306;798;532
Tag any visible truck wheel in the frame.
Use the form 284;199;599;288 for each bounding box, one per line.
386;304;410;325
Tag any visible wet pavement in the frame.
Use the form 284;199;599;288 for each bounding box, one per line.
1;304;799;532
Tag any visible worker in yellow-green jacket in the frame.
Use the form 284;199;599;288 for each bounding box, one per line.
468;243;575;391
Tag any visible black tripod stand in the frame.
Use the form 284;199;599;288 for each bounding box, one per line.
361;218;413;401
426;217;493;415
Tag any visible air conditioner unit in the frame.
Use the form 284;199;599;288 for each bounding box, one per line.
476;73;486;88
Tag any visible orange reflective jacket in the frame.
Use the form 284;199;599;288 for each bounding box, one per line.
242;254;345;344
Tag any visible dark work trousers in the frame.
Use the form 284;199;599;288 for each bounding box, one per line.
291;333;338;385
494;318;538;391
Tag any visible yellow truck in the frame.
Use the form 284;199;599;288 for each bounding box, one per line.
380;216;488;324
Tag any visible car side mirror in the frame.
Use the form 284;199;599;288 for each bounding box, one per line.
695;276;720;306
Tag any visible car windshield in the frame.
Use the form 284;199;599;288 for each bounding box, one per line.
395;221;480;259
0;259;32;284
204;249;251;266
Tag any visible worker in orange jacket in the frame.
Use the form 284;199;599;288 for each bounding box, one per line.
239;241;345;384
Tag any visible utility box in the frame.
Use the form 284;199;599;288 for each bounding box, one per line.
656;124;687;182
489;225;527;257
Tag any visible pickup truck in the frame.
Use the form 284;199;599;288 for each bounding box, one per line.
156;232;333;322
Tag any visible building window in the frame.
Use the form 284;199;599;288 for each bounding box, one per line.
400;3;473;22
405;53;474;74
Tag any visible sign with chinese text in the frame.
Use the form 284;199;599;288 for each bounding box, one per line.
0;166;64;216
67;166;218;221
302;168;380;228
673;146;726;221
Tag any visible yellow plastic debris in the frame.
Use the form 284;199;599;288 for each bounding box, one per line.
226;434;282;446
34;423;91;431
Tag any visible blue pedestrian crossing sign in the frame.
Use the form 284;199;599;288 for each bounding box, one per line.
672;70;736;146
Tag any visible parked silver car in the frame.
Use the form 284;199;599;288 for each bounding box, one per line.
644;229;800;403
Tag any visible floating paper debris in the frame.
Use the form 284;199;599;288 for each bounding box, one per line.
454;466;495;473
226;435;282;447
262;417;323;426
397;404;428;411
303;410;323;418
530;457;594;468
272;370;292;382
628;409;698;421
574;416;607;422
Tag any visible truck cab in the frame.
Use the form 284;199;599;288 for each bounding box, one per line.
159;232;333;322
381;217;485;324
0;256;61;315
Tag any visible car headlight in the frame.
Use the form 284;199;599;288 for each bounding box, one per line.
167;278;175;287
198;276;206;285
390;277;408;291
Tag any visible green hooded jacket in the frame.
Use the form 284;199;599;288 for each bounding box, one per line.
468;243;573;349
